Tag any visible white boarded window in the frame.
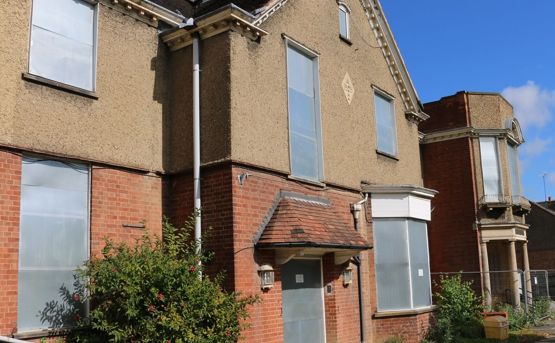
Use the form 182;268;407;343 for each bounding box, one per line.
339;4;350;39
479;137;502;202
375;92;397;156
287;42;323;181
29;0;96;91
374;219;431;311
507;143;521;200
18;158;89;332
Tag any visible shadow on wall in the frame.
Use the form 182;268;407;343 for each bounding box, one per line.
38;274;86;332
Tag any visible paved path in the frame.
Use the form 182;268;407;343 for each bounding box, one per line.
529;318;555;342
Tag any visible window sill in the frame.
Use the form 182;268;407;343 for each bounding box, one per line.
287;175;326;188
13;328;69;339
373;305;437;318
339;35;352;45
376;150;399;161
22;72;98;100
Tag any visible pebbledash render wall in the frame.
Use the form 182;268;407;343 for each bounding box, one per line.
0;149;163;335
0;0;178;337
162;0;433;341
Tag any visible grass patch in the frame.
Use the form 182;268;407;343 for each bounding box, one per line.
455;331;548;343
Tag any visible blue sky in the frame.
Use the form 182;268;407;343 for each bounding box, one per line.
380;1;555;202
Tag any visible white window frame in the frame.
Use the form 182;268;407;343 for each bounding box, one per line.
373;218;432;312
284;36;324;182
338;3;350;40
373;88;398;157
28;0;99;92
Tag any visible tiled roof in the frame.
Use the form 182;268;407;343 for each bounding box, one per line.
256;196;370;249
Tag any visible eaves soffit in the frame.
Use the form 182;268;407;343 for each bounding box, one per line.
102;0;184;27
161;5;268;51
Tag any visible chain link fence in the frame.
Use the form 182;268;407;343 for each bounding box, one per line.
431;270;550;312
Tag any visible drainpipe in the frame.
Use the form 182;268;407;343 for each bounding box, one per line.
192;33;202;274
351;194;369;343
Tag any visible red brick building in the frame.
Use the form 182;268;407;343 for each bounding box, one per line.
421;91;531;308
0;0;438;342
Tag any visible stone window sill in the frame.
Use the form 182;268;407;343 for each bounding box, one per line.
373;305;437;318
376;150;399;161
13;328;68;340
22;72;98;100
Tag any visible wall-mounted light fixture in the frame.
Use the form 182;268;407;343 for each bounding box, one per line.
259;264;275;290
343;266;353;286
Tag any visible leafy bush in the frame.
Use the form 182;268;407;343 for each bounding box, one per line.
383;336;404;343
497;296;553;330
427;275;484;342
68;217;257;342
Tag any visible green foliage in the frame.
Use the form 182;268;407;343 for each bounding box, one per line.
427;275;484;342
68;216;257;342
496;297;553;330
383;336;404;343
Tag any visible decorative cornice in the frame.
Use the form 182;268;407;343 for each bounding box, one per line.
161;6;268;51
361;184;438;199
101;0;184;27
405;110;429;124
252;0;290;26
422;127;515;144
361;0;425;121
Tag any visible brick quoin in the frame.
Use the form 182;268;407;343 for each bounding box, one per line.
0;150;21;335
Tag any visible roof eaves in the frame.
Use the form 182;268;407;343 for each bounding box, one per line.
104;0;185;26
364;0;428;123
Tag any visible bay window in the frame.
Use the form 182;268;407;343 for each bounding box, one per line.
374;219;431;311
479;137;502;203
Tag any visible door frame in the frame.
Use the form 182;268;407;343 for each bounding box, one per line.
282;256;327;343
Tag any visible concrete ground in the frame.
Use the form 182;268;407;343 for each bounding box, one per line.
531;318;555;342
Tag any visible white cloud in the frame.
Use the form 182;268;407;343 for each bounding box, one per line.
520;137;552;158
501;81;555;129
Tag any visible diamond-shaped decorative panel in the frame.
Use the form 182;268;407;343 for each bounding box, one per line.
342;73;354;105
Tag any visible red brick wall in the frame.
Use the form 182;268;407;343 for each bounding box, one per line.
229;164;369;343
529;250;555;271
420;92;469;133
162;162;435;343
163;166;236;290
373;312;433;343
0;154;163;336
90;167;163;256
0;151;21;335
421;138;481;274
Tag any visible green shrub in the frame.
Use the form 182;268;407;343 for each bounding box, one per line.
383;336;404;343
68;216;258;342
497;296;553;330
427;275;484;342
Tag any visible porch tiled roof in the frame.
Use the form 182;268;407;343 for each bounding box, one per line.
256;196;370;249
